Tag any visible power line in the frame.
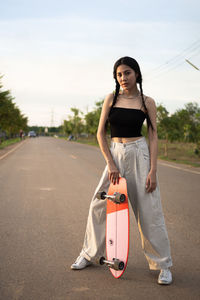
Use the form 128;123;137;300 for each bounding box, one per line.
144;38;200;81
145;38;200;75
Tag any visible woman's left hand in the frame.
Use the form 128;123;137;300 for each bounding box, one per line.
145;170;157;193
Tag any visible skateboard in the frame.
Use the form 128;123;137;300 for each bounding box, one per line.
96;177;129;278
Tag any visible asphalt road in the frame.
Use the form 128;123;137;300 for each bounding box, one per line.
0;137;199;300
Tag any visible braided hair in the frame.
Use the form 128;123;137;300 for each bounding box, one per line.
112;56;154;130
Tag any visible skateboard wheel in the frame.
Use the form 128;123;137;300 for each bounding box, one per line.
96;191;106;200
96;256;105;265
114;193;126;203
119;194;126;203
99;256;105;265
119;261;125;270
112;258;124;270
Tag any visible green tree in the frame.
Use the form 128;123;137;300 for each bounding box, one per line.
156;104;171;156
0;75;28;139
63;120;73;136
63;108;84;138
85;100;104;137
156;103;169;140
172;102;200;142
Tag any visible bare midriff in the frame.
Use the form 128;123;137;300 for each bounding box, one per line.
111;136;142;143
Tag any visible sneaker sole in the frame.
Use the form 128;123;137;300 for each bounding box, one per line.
70;263;92;270
158;279;172;285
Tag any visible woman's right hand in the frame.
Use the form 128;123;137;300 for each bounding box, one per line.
108;162;120;185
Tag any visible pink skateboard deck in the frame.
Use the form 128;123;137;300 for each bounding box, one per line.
106;177;129;278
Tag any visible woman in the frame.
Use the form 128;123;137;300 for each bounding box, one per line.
71;56;173;285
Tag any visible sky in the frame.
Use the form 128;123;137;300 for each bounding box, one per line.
0;0;200;127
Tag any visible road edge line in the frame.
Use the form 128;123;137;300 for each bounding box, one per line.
0;140;27;161
158;160;200;175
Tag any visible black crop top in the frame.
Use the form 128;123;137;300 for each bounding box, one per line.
108;107;146;138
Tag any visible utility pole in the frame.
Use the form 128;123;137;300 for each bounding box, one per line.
185;59;200;71
50;109;54;128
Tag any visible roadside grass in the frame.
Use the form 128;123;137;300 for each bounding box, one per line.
158;140;200;167
0;138;22;149
67;136;200;168
76;137;99;146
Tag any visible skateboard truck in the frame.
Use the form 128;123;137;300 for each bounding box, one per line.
96;191;126;204
96;256;125;271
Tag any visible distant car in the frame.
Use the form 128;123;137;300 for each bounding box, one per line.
28;131;37;137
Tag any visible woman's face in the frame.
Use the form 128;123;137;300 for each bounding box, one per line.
116;64;138;91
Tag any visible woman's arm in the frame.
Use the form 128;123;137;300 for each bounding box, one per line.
145;97;158;193
97;93;120;184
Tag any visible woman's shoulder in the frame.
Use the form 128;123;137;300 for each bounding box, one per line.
104;92;114;107
143;94;156;108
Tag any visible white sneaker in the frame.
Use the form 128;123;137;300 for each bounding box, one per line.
158;268;172;285
71;256;92;270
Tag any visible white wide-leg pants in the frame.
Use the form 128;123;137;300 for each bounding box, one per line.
80;137;173;270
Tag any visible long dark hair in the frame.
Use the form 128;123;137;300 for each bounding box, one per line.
112;56;153;130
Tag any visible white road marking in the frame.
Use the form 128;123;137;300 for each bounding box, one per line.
0;140;27;161
39;187;55;191
158;161;200;175
19;167;30;171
